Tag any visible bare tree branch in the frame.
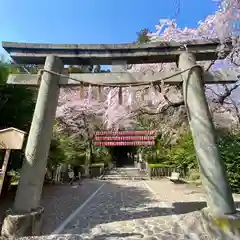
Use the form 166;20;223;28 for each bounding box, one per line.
207;83;240;105
218;84;240;104
229;96;240;125
137;98;184;115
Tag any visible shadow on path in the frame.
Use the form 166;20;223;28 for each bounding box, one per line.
15;180;240;239
173;201;207;214
59;180;239;239
0;180;104;235
62;180;172;231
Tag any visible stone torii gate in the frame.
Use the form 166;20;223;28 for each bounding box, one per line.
1;40;239;237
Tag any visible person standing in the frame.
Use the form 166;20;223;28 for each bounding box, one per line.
68;165;74;185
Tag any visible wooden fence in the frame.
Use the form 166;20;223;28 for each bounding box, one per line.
136;162;187;179
148;166;186;178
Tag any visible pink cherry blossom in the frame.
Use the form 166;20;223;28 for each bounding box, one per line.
56;0;240;131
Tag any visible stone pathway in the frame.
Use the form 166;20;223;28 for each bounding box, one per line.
18;178;240;239
39;180;209;240
41;180;104;234
0;180;104;235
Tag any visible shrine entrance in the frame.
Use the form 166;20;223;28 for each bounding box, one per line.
93;130;156;167
110;146;136;167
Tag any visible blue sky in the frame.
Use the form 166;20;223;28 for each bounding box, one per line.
0;0;218;59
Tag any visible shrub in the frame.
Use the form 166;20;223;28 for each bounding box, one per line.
148;163;175;168
92;147;112;165
48;134;86;169
165;132;197;169
141;135;170;164
163;130;240;193
187;169;201;181
218;132;240;193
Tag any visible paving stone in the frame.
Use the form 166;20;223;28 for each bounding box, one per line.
18;176;240;240
54;180;209;239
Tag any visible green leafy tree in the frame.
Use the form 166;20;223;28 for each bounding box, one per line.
136;28;151;44
0;61;36;172
0;60;37;192
218;131;240;193
166;132;197;169
157;130;240;193
0;61;36;131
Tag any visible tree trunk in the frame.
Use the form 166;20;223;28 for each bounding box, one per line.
84;145;92;177
0;175;12;199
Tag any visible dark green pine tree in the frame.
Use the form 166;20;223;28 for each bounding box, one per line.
136;28;151;44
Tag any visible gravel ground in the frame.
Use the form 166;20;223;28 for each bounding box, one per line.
40;179;103;234
0;179;103;235
145;179;240;211
17;179;240;240
1;178;240;239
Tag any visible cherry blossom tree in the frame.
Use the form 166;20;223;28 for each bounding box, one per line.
53;1;240;177
130;0;240;128
56;0;240;136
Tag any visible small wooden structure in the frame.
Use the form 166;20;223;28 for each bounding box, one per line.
0;127;26;197
0;127;26;150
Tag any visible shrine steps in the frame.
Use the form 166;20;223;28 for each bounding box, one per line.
101;167;148;181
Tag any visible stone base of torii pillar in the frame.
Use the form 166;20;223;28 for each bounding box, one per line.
1;207;44;238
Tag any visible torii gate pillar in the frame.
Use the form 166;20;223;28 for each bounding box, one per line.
1;56;63;238
179;52;236;215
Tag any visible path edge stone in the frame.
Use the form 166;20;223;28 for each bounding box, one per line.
1;206;44;238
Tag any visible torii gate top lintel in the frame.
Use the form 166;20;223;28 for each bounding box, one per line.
2;39;238;86
2;38;232;65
